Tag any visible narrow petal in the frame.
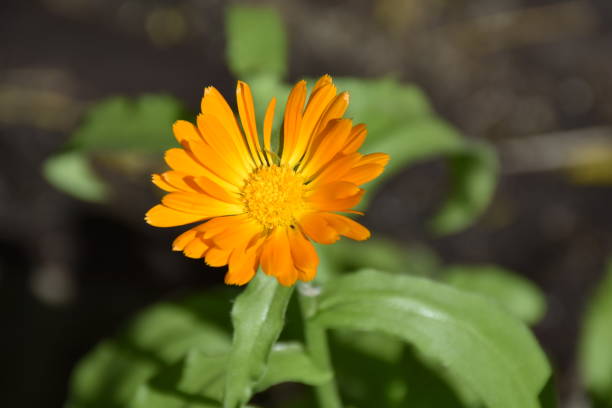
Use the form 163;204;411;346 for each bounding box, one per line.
312;92;349;141
343;124;367;154
164;148;239;193
224;237;264;285
172;228;199;251
197;113;252;177
173;120;203;146
204;247;231;267
298;212;340;244
288;228;319;282
342;164;385;186
287;81;337;167
319;213;371;241
145;204;206;227
260;228;298;286
300;119;353;177
263;97;277;163
308;152;362;188
152;173;178;192
201;86;251;165
183;236;209;259
162;192;243;216
193;176;241;204
236;81;265;166
281;80;306;165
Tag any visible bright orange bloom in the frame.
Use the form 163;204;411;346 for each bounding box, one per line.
145;75;389;286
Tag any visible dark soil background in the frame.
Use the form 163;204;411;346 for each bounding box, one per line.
2;0;612;407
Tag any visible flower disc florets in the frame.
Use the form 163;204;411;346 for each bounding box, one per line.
241;165;307;230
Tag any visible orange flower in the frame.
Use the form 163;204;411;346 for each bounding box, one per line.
145;75;389;286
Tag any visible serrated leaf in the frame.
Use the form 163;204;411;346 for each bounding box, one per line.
223;272;294;408
66;293;233;408
226;6;287;79
71;94;184;152
43;151;108;202
443;265;546;325
580;259;612;407
310;269;552;408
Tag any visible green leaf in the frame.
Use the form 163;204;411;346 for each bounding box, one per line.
580;259;612;407
223;272;294;408
226;6;287;79
43;151;109;202
443;265;547;325
311;269;552;408
428;142;498;235
130;351;227;408
256;342;332;391
71;94;184;152
66;293;233;408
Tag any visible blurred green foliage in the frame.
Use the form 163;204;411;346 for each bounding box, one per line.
580;260;612;408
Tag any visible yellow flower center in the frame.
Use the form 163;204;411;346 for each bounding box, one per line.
241;165;307;230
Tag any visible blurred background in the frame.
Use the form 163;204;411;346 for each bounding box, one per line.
2;0;612;407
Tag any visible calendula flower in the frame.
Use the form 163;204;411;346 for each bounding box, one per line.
146;75;389;286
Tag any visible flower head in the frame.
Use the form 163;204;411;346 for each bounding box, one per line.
146;75;389;286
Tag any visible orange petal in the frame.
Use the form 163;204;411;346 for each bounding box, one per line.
152;173;177;192
172;228;199;251
287;81;337;167
236;81;265;166
300;119;352;177
312;92;349;141
162;192;243;216
319;213;370;241
145;204;206;227
281;80;306;165
298;212;340;244
288;228;319;282
342;164;385;186
359;152;390;166
343;124;367;154
263;97;276;162
260;228;298;286
308;152;362;188
192;176;241;204
204;247;231;267
183;236;209;259
164;148;239;193
196;113;252;177
224;237;264;285
201;86;250;162
173;120;203;146
307;181;364;212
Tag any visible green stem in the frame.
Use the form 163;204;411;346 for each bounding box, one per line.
298;283;343;408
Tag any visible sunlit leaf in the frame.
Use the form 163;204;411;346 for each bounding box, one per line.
223;272;294;408
580;259;612;408
226;6;287;79
310;269;552;408
43;151;109;202
443;265;546;325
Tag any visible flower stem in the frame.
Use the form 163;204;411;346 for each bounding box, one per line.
298;284;343;408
